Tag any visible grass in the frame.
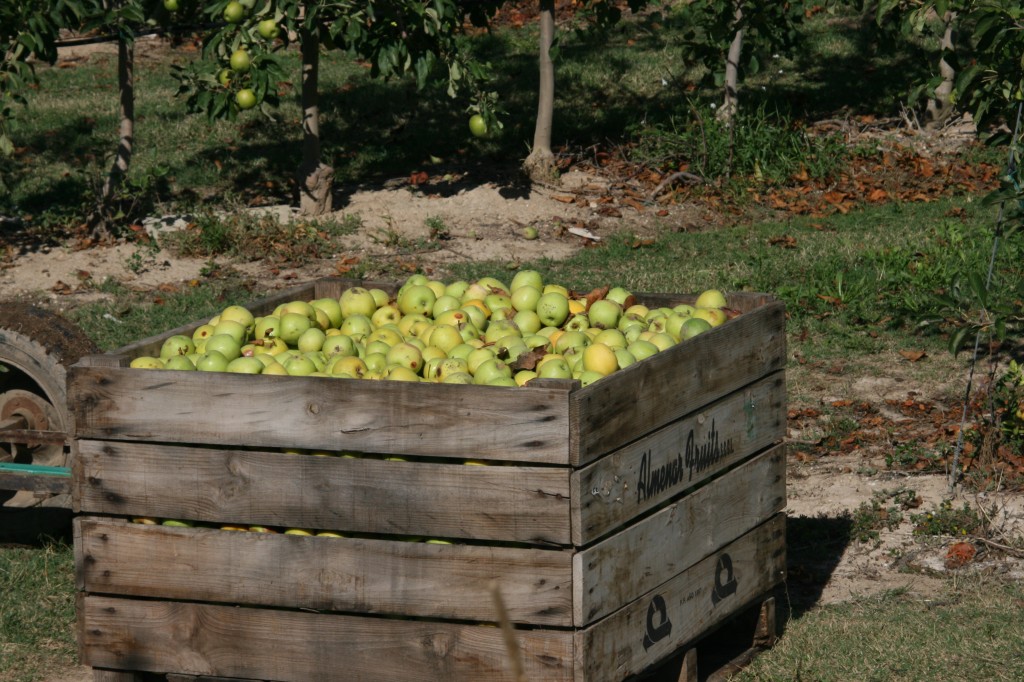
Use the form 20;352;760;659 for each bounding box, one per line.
0;540;77;682
736;578;1024;681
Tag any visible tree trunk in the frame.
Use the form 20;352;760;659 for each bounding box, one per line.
93;34;134;237
523;0;557;184
924;10;957;130
717;3;744;127
295;27;334;215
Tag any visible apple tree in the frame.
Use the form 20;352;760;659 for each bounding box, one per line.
677;0;807;125
523;0;648;184
0;0;90;160
173;0;499;215
874;0;976;130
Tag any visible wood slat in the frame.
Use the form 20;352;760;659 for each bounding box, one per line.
574;514;786;682
74;440;571;543
573;445;785;626
570;301;786;466
571;372;785;545
68;369;571;463
79;596;575;682
75;517;573;626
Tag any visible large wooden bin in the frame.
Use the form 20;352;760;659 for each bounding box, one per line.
70;278;787;682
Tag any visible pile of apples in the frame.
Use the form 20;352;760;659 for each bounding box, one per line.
130;272;734;387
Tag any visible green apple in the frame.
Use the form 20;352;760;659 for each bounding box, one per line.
297;327;327;353
284;355;318;376
565;314;590;332
311;298;343;328
278;312;313;345
161;519;194;527
432;294;462;318
386;342;424;374
513;310;542;335
130;356;164;370
322;334;357;357
466;347;496;374
613;348;636;370
510;269;544;293
428;324;463;353
459;305;487;331
367;326;402;347
196;350;230;372
205;334;242;361
442;371;474;384
536;292;570;328
328;355;367;378
163;355;196;371
444;280;470;300
484;318;521;344
363;352;388;374
160;334;195;360
339;314;373;339
587;299;622;330
213;319;248;345
476;276;509;295
192;323;216;345
680;317;713;340
473;358;512;385
397;284;437;316
606;286;633;306
227;356;265;374
254;316;279;340
648;332;676;351
229;48;251;74
514;370;538;386
692;307;728;327
578;370;605;387
554;330;589;354
219;305;255;333
340;287;378;318
484;293;513;314
627;340;660;362
537;357;572;379
592;328;627;349
695;289;728;309
369;288;391;308
257;18;279;39
511;286;542;313
386;366;421;382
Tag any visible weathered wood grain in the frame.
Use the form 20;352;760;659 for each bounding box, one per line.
573;445;785;626
569;301;786;466
68;369;571;463
75;516;573;626
572;372;785;545
74;440;571;543
574;514;786;682
79;596;575;682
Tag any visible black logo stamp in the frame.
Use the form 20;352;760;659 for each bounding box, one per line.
642;594;672;650
711;552;738;605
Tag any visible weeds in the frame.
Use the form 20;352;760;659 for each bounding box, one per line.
163;210;357;266
848;487;919;544
911;500;984;537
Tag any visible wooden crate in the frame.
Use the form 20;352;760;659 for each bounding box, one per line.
70;278;787;682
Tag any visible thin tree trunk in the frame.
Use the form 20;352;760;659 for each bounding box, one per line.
93;34;133;237
925;10;957;130
523;0;557;184
717;3;744;126
296;27;334;215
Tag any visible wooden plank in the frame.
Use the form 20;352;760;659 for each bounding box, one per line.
637;292;776;315
79;596;575;682
75;516;574;626
573;445;785;626
572;372;785;545
68;369;572;463
0;467;70;494
570;301;786;466
92;670;142;682
574;514;786;682
74;440;571;544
